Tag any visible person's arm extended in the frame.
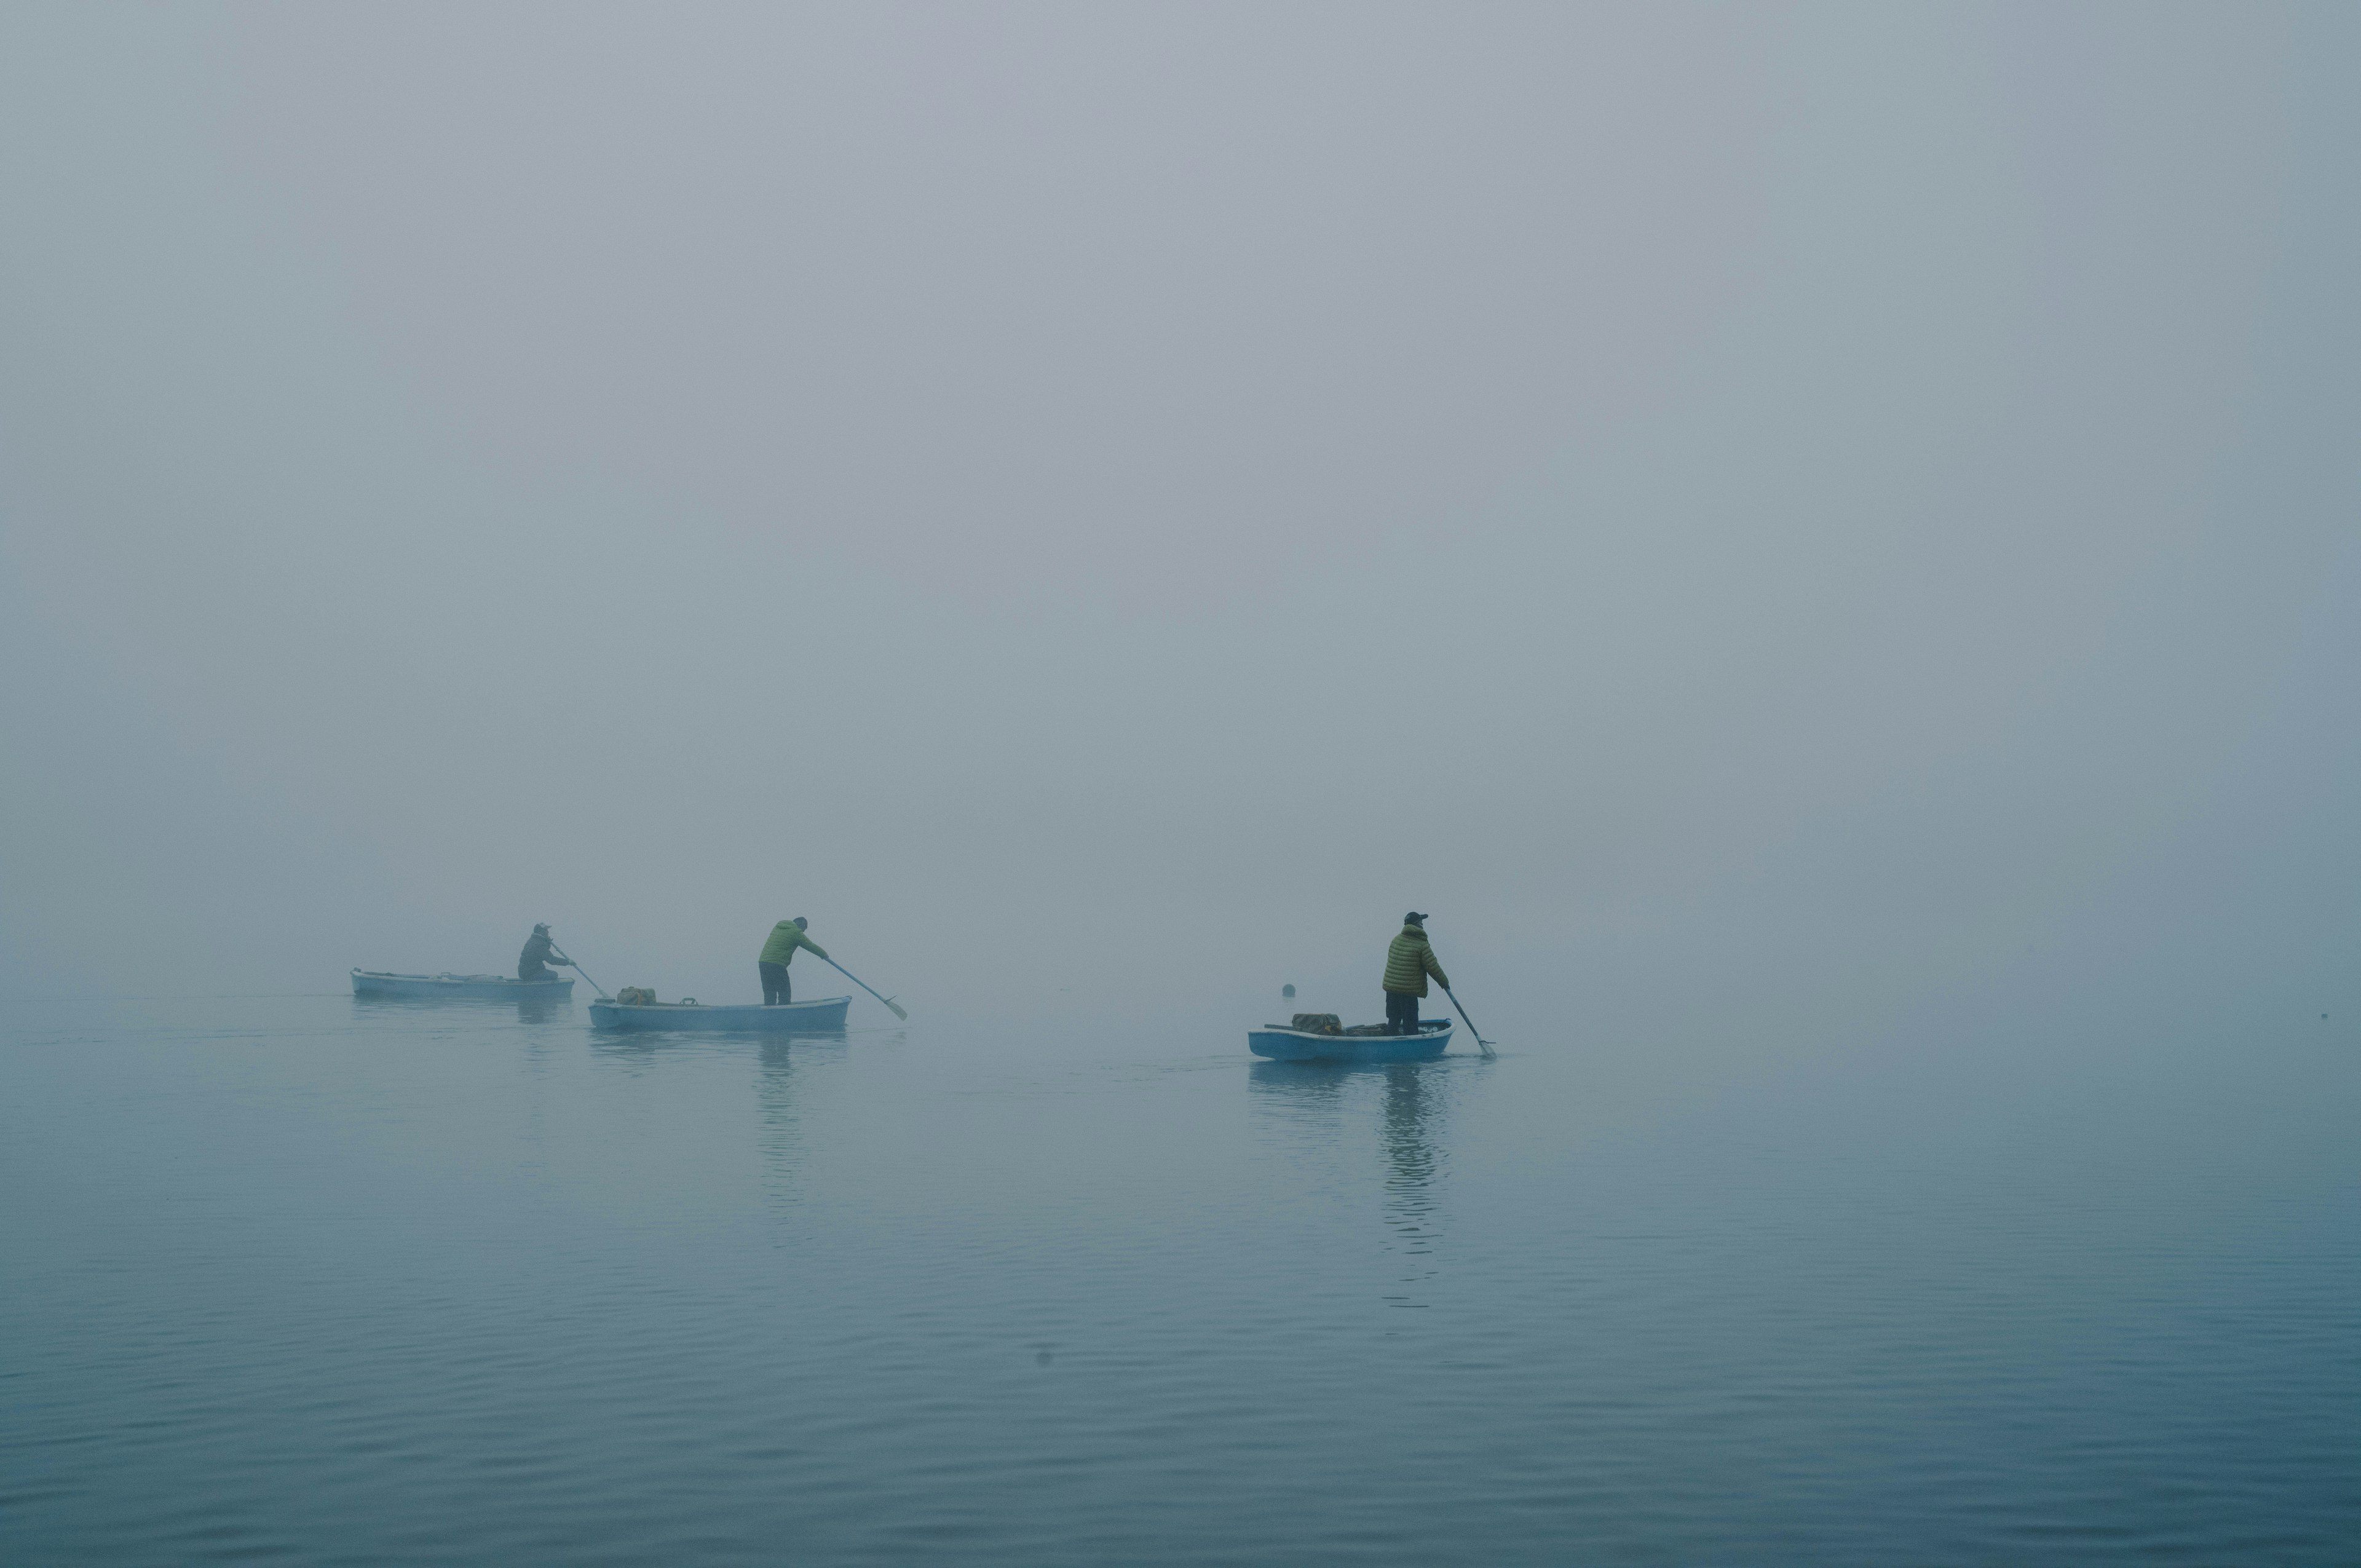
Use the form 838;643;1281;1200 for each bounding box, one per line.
801;932;831;962
1425;948;1450;991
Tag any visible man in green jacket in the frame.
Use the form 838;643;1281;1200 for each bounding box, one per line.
1382;913;1450;1034
759;917;829;1005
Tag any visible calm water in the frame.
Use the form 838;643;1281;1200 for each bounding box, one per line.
3;989;2354;1564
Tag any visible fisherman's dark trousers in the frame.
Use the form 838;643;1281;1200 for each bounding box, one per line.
1385;990;1420;1032
760;962;792;1005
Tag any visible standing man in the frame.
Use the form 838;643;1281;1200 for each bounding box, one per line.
1382;912;1450;1034
518;924;571;983
759;916;829;1005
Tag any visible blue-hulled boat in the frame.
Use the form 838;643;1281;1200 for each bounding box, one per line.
588;995;853;1032
352;969;573;1000
1248;1018;1452;1061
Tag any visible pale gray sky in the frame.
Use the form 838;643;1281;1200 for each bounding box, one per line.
2;3;2353;1037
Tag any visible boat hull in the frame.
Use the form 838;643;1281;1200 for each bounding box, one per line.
588;996;853;1032
352;970;573;1000
1247;1020;1452;1061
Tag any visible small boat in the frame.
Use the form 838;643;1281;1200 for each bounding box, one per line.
587;995;853;1032
352;969;574;1000
1248;1018;1452;1061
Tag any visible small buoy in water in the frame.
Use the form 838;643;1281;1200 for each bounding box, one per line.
1283;983;1296;1000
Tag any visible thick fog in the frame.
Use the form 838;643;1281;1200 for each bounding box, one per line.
3;4;2354;1051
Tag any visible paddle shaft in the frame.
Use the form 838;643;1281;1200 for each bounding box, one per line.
1442;987;1495;1058
819;955;908;1021
548;946;609;999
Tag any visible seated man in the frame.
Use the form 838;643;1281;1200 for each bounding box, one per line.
517;924;569;983
758;917;829;1005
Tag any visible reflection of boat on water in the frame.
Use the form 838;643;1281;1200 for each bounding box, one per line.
351;970;573;1001
1250;1057;1450;1307
1248;1018;1451;1061
588;996;852;1032
1245;1057;1351;1114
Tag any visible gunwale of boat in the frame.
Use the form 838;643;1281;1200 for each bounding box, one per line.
1246;1018;1453;1060
586;995;854;1032
351;969;574;999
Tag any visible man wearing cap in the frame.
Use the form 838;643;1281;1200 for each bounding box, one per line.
759;917;830;1006
516;924;571;983
1382;913;1450;1034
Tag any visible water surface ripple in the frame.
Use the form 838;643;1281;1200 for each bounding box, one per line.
2;996;2354;1563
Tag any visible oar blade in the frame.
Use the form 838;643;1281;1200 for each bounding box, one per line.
1442;987;1495;1058
822;954;908;1020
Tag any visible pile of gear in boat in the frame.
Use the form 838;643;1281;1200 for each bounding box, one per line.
1278;1012;1424;1038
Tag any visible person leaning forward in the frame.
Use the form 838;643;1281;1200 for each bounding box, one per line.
758;917;829;1005
518;924;571;983
1382;913;1449;1034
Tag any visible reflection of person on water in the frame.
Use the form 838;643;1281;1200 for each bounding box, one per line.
759;917;829;1005
517;924;572;983
1381;1063;1439;1224
1382;913;1449;1034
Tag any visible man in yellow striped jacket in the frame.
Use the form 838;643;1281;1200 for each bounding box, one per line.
1382;913;1450;1034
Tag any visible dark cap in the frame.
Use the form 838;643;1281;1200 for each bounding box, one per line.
534;923;550;933
1404;911;1428;925
793;916;809;929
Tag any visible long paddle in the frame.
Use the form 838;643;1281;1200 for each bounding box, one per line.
548;945;610;1000
1441;987;1495;1058
819;955;908;1021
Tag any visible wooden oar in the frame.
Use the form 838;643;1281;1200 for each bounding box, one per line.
819;955;908;1020
548;945;610;999
1441;987;1495;1058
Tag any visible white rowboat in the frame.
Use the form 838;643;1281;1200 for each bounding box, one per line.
1247;1018;1452;1061
352;970;573;1000
588;996;853;1032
